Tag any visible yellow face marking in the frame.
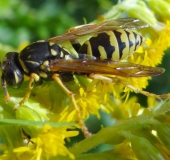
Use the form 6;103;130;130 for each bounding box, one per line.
39;72;48;78
98;45;107;60
28;55;31;59
14;71;19;84
51;49;57;56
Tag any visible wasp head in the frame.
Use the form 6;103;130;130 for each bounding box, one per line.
1;52;24;89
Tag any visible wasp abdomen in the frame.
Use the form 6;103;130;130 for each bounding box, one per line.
78;29;144;61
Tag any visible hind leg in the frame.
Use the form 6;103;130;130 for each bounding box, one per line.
52;73;91;138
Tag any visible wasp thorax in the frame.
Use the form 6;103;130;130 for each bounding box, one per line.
1;52;24;88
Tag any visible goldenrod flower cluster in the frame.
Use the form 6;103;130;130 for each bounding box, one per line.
0;0;170;159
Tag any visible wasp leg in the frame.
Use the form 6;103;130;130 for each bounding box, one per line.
89;73;169;100
116;78;169;99
89;73;113;82
1;76;10;102
14;73;40;110
52;74;91;138
124;83;169;99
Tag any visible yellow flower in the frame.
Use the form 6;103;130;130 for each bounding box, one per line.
12;124;78;160
111;97;141;119
77;87;101;118
148;21;170;57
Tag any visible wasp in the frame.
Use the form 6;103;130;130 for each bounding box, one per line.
1;18;168;137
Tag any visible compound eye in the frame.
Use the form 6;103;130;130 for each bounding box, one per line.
1;52;24;88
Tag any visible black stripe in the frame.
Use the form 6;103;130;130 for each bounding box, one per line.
133;32;139;51
139;35;143;46
125;30;133;48
78;32;115;60
70;40;81;52
113;30;126;59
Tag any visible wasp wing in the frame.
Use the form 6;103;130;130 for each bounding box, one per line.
47;58;164;77
48;18;148;43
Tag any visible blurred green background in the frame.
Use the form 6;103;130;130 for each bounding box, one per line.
0;0;117;47
0;0;169;106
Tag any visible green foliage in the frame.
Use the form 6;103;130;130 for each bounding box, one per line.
67;100;170;160
0;0;117;47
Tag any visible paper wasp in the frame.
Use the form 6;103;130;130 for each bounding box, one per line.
1;18;167;137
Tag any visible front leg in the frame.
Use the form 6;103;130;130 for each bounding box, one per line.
1;75;10;102
14;73;40;110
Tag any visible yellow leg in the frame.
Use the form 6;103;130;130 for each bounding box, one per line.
125;83;169;99
14;73;39;110
89;73;169;100
52;74;91;138
89;73;113;82
116;78;169;99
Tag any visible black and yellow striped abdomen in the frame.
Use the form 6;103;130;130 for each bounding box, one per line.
78;29;144;61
